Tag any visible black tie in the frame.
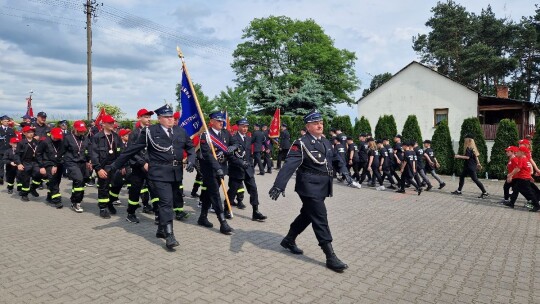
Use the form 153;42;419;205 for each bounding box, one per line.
167;128;173;138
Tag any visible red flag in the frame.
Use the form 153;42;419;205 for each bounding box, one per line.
94;108;107;131
25;96;34;118
268;108;280;138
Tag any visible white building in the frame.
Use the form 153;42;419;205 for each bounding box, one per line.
357;61;535;159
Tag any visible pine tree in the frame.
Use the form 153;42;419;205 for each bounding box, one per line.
431;119;454;174
455;117;488;175
375;115;398;140
354;116;372;137
487;119;519;179
401;115;423;144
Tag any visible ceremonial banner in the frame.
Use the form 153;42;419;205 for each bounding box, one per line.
179;69;203;138
268;108;280;138
25;95;34;118
94;107;107;131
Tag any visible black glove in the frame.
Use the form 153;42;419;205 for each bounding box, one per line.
185;162;195;173
242;160;249;168
344;174;353;185
269;186;285;200
227;145;237;153
216;168;225;180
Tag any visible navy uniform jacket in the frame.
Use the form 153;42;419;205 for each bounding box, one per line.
414;147;426;170
63;132;90;164
36;137;64;168
90;131;123;172
273;132;348;198
228;132;254;180
112;124;195;183
3;147;16;164
199;128;231;177
251;130;266;152
14;138;39;165
0;126;15;152
127;127;148;167
32;122;51;139
279;129;291;150
358;141;369;163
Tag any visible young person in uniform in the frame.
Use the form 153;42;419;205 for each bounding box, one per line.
3;137;20;194
422;140;446;189
0;115;16;185
452;136;488;198
367;139;384;190
413;141;433;191
379;139;397;189
63;121;91;213
36;127;65;208
346;137;360;182
500;146;518;206
397;141;422;195
504;146;540;212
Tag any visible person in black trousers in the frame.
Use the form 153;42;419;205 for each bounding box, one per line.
251;124;266;175
3;137;19;194
452;136;488;198
36;127;65;208
0;115;16;185
276;123;291;170
269;109;352;272
504;146;540;212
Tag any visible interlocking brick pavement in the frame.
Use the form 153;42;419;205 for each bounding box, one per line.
0;172;539;303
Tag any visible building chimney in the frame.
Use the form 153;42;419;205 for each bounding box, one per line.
496;85;509;99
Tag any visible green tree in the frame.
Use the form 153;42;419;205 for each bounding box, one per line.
533;123;540;164
455;117;488;175
431;119;454;174
402;115;423;144
232;15;359;113
213;86;251;118
94;102;126;120
362;73;393;97
291;116;305;139
354;116;371;137
375;115;397;140
176;83;215;118
487;119;519;179
331;116;353;137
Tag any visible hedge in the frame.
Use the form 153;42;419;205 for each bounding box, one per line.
431;119;454;175
487;119;519;179
455;117;488;176
401;115;423;144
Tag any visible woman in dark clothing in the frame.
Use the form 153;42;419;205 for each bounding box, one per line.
452;137;489;198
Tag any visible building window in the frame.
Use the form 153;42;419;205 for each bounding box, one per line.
434;108;448;127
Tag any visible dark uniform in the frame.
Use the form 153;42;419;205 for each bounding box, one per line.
14;127;42;200
63;121;91;212
269;109;350;272
414;144;432;190
111;104;196;249
380;143;397;187
276;125;291;170
3;137;19;193
197;111;235;234
90;115;124;218
35;129;65;208
358;135;371;183
367;143;383;186
423;140;445;188
226;118;267;221
251;126;266;175
346;140;360;180
0;117;16;184
397;142;421;194
262;126;273;173
384;142;401;185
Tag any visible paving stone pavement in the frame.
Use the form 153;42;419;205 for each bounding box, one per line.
0;171;539;304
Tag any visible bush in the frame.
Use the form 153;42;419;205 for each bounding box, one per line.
487;119;519;179
431;119;454;174
354;116;371;137
533;123;540;164
455;117;488;176
374;115;397;140
401;115;423;144
291;116;305;139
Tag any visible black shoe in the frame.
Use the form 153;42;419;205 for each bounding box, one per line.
190;192;199;198
280;238;303;254
7;189;13;194
257;172;265;176
107;204;117;215
396;189;406;193
252;210;267;221
451;190;462;195
237;201;246;210
126;213;140;223
219;221;234;235
229;199;237;207
156;226;166;238
503;201;515;209
478;192;489;199
100;209;111;219
438;182;446;190
54;202;63;209
417;188;422;195
21;195;29;202
425;185;433;191
30;189;39;197
197;214;213;228
0;178;4;185
367;183;375;187
175;210;190;221
387;185;396;190
142;205;153;214
321;243;348;272
528;205;540;212
266;170;272;174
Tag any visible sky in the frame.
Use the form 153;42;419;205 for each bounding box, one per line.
0;0;536;121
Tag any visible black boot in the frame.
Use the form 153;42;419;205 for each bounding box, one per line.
156;225;166;239
197;209;213;228
165;222;179;249
280;234;303;254
252;205;267;221
321;243;348;272
237;201;246;210
46;192;52;202
29;184;40;197
218;213;233;235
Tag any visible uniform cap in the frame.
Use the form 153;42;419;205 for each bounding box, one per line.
22;125;35;133
505;146;518;152
236;118;249;126
423;139;432;144
303;109;323;123
518;146;530;153
173;111;180;120
21;114;31;119
209;111;226;122
137;108;154;117
50;127;64;140
519;139;530;145
101;115;115;124
73;120;87;132
58;120;68;125
9;137;20;144
119;129;131;137
0;115;9;121
154;104;174;117
37;112;47;118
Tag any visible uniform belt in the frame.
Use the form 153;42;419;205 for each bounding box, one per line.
154;160;182;167
298;168;333;176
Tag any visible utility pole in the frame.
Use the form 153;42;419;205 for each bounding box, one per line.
84;0;98;121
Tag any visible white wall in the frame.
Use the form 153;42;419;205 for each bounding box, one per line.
357;63;478;142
